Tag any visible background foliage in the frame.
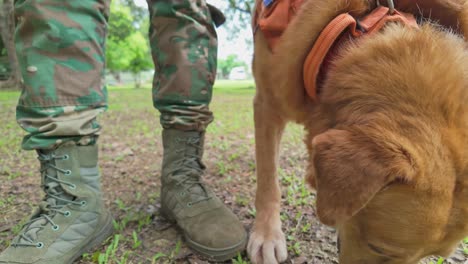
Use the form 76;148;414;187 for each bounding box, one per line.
0;0;254;88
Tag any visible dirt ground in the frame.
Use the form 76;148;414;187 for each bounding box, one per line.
0;85;467;264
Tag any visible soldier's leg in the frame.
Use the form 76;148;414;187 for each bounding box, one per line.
15;0;108;150
149;0;215;131
0;1;113;263
147;0;247;261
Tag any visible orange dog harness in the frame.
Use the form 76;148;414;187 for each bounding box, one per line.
253;0;304;49
303;6;418;100
253;1;418;101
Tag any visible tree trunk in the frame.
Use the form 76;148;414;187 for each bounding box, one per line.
0;0;21;89
111;71;121;84
133;72;141;89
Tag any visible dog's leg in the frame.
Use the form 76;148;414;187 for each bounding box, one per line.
248;95;287;264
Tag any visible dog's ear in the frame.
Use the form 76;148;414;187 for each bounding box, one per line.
311;129;415;226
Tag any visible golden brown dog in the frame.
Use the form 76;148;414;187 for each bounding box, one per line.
247;0;468;263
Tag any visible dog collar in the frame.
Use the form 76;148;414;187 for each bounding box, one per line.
303;6;418;101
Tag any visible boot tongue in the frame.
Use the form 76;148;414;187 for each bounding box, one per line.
39;150;75;206
179;137;209;199
45;181;75;206
185;137;204;167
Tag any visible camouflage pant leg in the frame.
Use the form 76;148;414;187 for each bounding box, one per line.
14;0;109;150
147;0;217;131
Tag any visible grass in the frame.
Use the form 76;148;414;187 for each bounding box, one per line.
0;80;467;263
213;80;255;90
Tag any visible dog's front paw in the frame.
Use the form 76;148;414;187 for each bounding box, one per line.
247;225;287;264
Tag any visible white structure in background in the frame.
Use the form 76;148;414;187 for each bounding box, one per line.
229;66;247;80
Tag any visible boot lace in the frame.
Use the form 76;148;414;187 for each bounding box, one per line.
11;153;83;248
167;137;212;206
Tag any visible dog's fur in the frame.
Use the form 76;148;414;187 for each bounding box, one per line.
247;0;468;263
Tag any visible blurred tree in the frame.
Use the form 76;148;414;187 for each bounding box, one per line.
120;0;147;30
224;0;254;31
227;0;254;15
106;37;132;83
106;1;134;83
0;36;6;56
127;32;152;88
222;0;255;50
106;0;152;87
108;1;134;43
0;38;11;81
0;0;20;88
218;54;247;79
138;14;150;43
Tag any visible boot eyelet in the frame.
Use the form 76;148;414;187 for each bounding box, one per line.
64;211;71;217
64;170;72;176
80;201;87;207
187;202;192;207
36;242;44;248
52;225;59;231
69;184;76;190
62;155;69;160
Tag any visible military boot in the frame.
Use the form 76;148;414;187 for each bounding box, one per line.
0;143;114;264
160;129;247;261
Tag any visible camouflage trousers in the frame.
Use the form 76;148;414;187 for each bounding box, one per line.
14;0;217;150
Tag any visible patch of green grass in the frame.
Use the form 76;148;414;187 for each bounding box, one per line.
214;79;255;90
232;253;251;264
0;90;19;101
131;231;142;249
86;234;122;264
0;195;15;208
428;257;446;264
106;88;153;111
235;194;250;207
150;252;167;263
463;237;468;255
146;240;182;264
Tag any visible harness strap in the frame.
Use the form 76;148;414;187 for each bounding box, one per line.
303;6;418;101
253;0;304;50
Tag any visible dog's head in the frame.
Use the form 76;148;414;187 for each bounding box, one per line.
308;125;467;263
304;2;468;261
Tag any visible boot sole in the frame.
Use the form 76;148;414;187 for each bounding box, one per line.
185;233;247;262
160;206;247;262
68;211;115;264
